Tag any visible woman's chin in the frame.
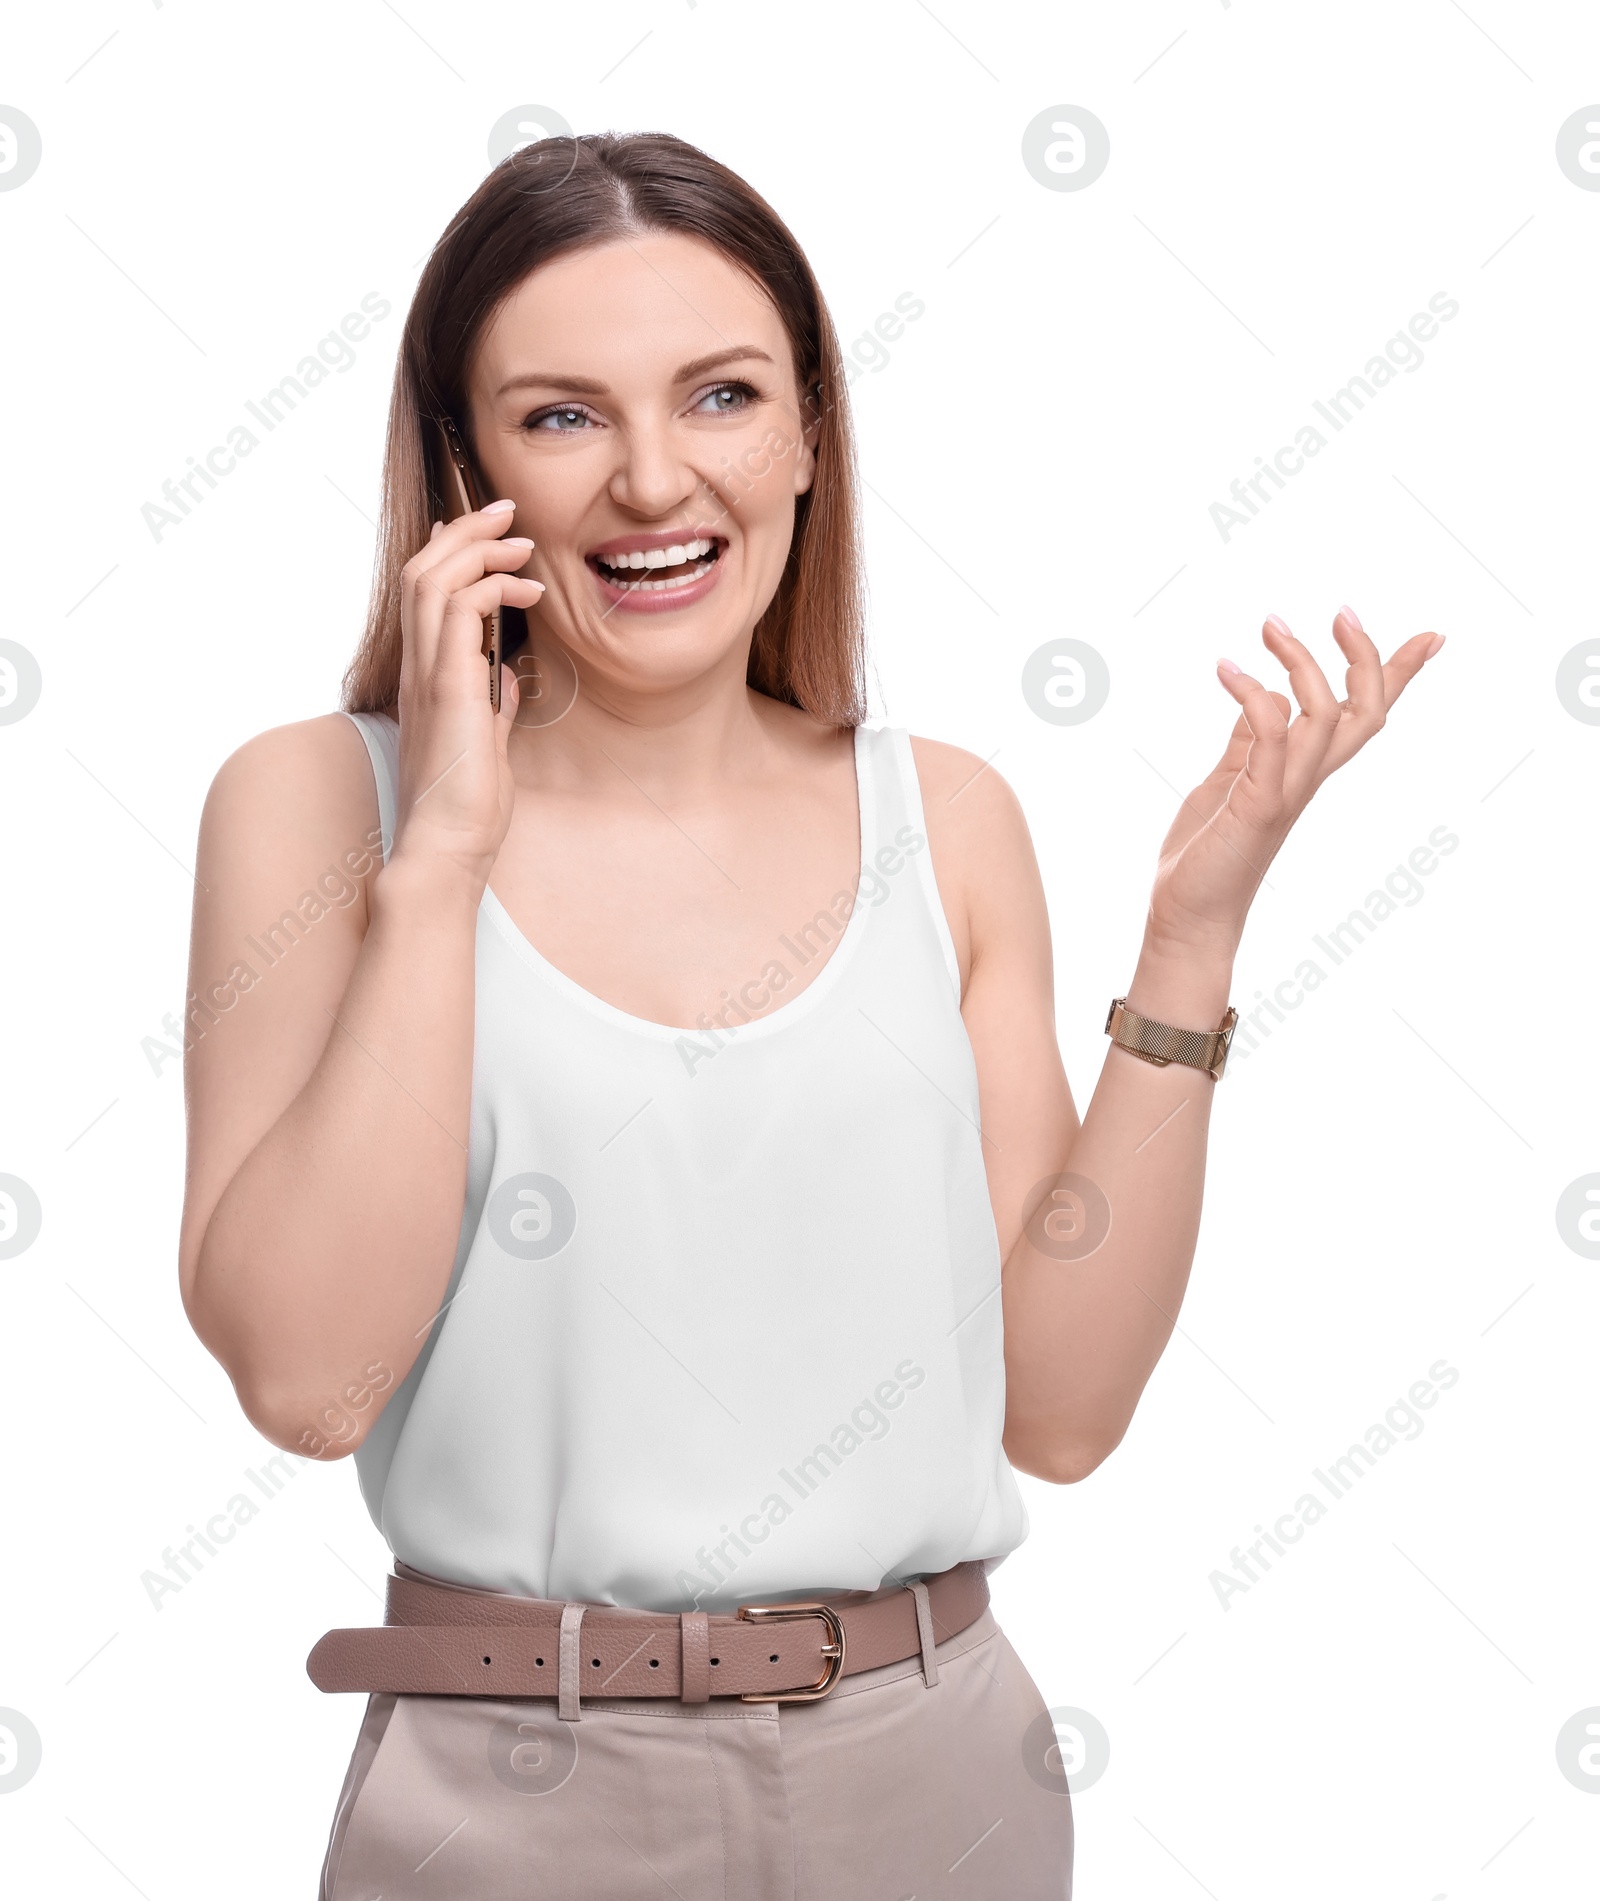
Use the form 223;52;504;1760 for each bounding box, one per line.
565;623;757;701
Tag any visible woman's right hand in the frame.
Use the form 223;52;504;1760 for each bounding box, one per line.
391;499;545;892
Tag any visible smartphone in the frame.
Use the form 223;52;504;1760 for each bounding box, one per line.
432;415;504;712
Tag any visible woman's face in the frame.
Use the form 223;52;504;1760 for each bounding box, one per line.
465;231;818;706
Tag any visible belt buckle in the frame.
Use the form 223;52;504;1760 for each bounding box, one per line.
735;1600;847;1702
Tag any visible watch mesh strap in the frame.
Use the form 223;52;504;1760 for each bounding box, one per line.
1105;999;1237;1080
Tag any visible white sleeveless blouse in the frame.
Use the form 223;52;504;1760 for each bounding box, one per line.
342;710;1027;1612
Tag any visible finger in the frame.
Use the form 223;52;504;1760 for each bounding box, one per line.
404;499;521;619
1162;753;1238;854
1165;681;1293;856
442;571;544;627
1158;707;1252;858
1207;711;1255;786
496;661;522;744
1217;660;1288;814
1379;631;1443;709
428;497;518;552
494;661;520;733
1206;694;1287;787
436;575;545;673
1330;604;1386;729
1321;613;1441;773
420;579;545;714
1261;614;1342;802
413;536;538;611
405;532;536;691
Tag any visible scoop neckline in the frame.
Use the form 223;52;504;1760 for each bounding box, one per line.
478;724;875;1043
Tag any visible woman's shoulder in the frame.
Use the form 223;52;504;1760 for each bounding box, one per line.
205;711;375;815
904;733;1044;972
905;732;1031;846
197;712;385;910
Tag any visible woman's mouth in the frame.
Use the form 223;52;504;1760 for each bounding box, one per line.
584;535;726;613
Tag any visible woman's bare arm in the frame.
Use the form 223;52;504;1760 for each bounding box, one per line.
939;759;1230;1484
179;716;483;1458
913;732;1158;1485
919;608;1442;1483
179;504;544;1457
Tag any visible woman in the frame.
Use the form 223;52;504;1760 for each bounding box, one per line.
178;132;1441;1899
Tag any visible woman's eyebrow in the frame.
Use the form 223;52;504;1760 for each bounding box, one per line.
494;345;775;400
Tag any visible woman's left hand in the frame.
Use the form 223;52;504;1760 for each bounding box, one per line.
1147;606;1443;957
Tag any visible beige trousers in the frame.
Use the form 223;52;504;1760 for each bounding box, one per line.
318;1606;1073;1899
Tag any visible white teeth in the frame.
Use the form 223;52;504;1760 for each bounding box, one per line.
597;537;714;573
601;557;716;593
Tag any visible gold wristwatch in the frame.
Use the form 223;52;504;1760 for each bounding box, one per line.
1104;997;1239;1082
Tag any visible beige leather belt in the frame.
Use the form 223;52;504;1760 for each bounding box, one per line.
307;1560;989;1714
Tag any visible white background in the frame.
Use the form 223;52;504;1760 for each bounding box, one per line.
3;2;1598;1896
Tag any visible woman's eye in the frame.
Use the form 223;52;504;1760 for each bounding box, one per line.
523;383;757;432
526;405;596;433
694;381;757;415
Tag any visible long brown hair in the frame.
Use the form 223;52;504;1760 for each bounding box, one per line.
341;132;868;726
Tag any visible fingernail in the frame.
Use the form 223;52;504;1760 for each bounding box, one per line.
502;536;535;548
430;520;442;538
485;498;516;513
1263;614;1290;638
1218;658;1242;677
1426;632;1445;658
1338;604;1363;631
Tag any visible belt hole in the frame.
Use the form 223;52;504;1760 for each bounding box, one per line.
535;1657;544;1667
591;1658;600;1667
769;1653;779;1663
649;1659;659;1668
710;1656;720;1666
482;1655;492;1665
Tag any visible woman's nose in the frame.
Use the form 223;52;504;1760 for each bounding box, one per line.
606;423;700;518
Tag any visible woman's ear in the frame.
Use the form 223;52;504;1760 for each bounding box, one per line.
793;377;824;497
